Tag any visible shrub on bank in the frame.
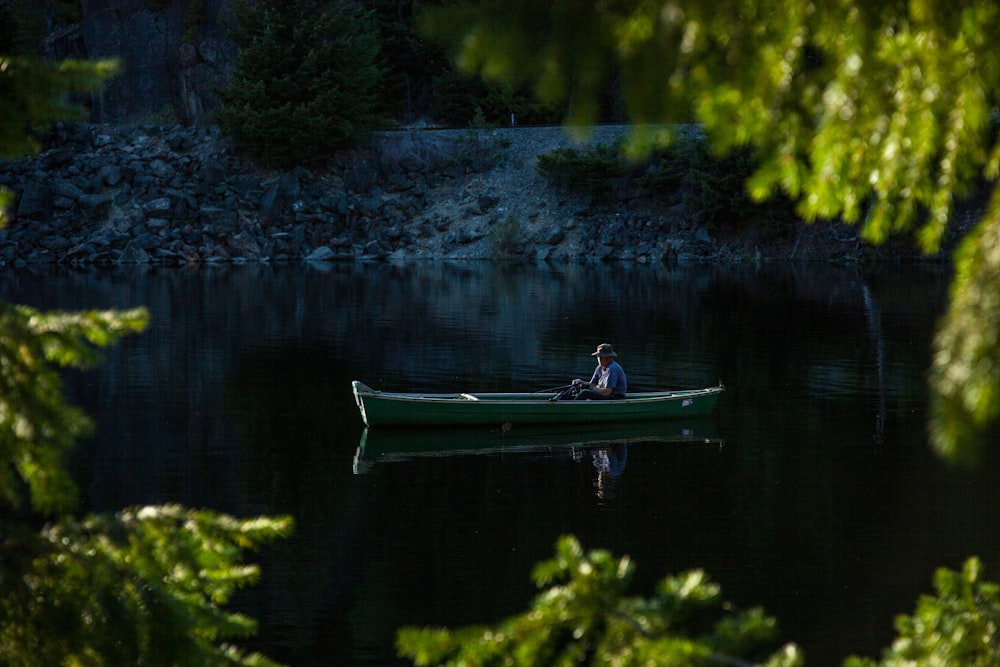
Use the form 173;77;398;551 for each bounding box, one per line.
537;134;798;232
431;69;563;128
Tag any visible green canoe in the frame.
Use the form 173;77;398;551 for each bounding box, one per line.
351;380;724;427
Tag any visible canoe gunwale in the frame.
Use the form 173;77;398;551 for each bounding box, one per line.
356;390;720;403
351;380;724;427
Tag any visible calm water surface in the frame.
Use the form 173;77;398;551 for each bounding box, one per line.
3;261;999;666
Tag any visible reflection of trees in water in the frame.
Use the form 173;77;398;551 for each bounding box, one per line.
862;280;887;448
701;265;946;417
5;263;947;480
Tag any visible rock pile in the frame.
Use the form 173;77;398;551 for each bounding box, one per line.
3;122;915;267
0;123;508;266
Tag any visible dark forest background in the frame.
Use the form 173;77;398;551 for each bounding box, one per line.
0;0;627;129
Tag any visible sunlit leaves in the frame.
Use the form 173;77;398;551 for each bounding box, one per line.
397;535;801;666
0;299;295;665
845;558;1000;667
0;190;11;229
28;306;150;367
0;298;295;664
0;301;148;514
0;505;293;667
929;198;1000;464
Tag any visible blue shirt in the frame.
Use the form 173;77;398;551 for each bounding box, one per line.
589;360;627;396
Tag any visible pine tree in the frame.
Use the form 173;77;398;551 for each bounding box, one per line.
217;0;383;167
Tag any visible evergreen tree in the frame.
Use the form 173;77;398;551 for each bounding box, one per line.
217;0;383;167
369;0;449;122
0;0;82;55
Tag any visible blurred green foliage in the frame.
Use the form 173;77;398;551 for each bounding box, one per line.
1;506;292;667
0;299;293;665
0;304;148;514
0;56;119;226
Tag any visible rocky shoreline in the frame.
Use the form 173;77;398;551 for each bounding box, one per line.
0;123;967;268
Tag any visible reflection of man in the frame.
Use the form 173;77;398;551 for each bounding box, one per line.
593;443;628;499
572;343;627;400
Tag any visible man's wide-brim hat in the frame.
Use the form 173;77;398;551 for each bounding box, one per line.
592;343;617;358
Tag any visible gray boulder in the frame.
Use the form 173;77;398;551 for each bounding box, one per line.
15;183;53;220
305;246;336;262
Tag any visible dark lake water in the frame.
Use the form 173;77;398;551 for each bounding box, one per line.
3;260;999;666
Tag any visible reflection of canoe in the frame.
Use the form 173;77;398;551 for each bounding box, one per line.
351;381;724;427
352;419;721;474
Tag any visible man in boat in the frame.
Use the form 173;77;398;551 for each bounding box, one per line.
571;343;627;400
